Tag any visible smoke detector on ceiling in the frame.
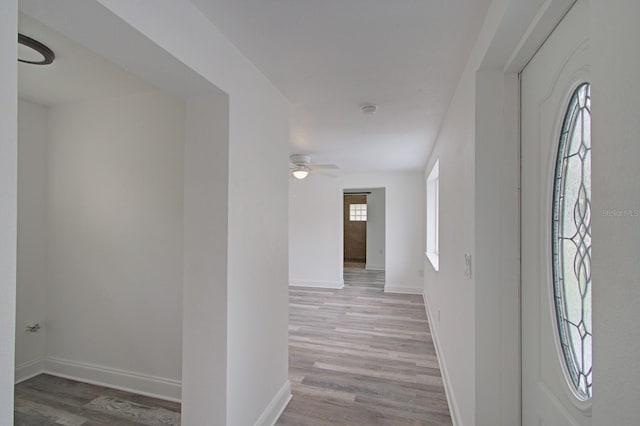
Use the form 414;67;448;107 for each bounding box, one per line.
361;105;377;115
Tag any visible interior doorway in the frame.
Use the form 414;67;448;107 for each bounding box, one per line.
343;188;385;271
343;193;367;268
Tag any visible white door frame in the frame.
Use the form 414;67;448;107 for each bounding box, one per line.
473;1;576;425
520;1;592;423
340;186;387;279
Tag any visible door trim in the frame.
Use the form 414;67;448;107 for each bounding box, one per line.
474;1;584;424
519;1;592;421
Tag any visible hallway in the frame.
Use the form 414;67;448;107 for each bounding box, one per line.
278;269;451;425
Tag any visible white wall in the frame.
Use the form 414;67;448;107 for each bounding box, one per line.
422;53;477;426
290;176;343;288
474;70;520;426
226;72;290;426
290;172;424;293
345;174;424;293
425;1;640;425
590;1;640;424
0;0;18;422
365;188;385;270
43;91;185;398
15;100;48;378
423;1;533;424
182;95;229;424
19;1;291;424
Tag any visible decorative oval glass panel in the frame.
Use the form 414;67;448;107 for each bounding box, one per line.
552;82;592;400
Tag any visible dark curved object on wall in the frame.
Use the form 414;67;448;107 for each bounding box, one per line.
18;33;55;65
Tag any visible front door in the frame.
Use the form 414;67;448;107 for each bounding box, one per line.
521;0;592;424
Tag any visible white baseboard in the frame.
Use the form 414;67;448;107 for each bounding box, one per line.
384;284;422;295
365;264;385;271
15;357;45;384
289;279;344;289
44;357;181;402
254;380;292;426
422;290;461;426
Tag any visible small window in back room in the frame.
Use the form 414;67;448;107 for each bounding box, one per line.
349;204;367;221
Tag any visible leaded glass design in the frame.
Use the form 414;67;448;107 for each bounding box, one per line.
552;83;592;400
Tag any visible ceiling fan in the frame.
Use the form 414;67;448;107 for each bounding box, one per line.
289;154;339;179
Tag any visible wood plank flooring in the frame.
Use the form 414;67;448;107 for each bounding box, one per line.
277;268;452;425
13;268;449;425
14;374;180;425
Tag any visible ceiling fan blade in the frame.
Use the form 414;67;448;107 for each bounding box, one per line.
309;164;339;170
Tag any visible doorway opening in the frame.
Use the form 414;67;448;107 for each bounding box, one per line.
343;188;385;271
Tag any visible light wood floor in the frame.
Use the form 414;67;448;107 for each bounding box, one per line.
13;269;449;425
14;374;180;425
277;268;452;425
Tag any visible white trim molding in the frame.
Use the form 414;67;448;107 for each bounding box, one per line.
254;380;292;426
423;290;461;425
15;358;45;384
365;263;385;271
384;284;422;295
289;279;344;289
44;357;182;402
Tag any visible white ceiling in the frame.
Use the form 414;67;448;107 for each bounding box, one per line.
191;0;492;172
18;14;156;107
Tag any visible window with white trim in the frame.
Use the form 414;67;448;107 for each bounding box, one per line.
349;204;367;221
426;160;439;271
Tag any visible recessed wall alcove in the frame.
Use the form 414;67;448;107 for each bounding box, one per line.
16;2;230;423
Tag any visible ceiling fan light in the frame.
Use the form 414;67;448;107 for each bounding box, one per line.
292;166;309;179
